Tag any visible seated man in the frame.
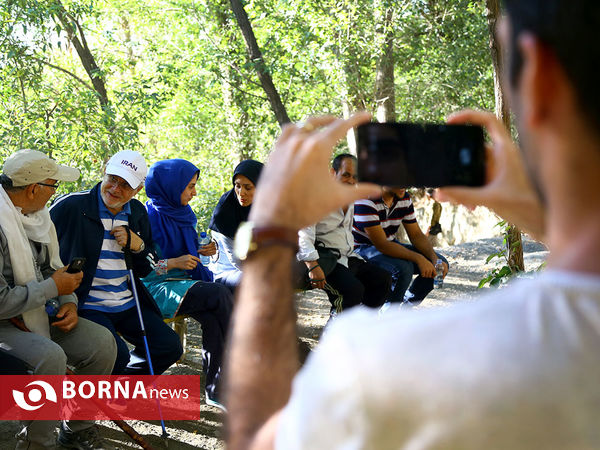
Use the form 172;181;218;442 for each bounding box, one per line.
353;187;448;306
297;154;391;314
0;149;117;450
50;150;182;375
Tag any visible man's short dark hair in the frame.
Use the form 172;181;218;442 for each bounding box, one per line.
331;153;357;173
503;0;600;131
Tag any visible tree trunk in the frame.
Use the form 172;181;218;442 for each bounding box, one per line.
229;0;290;127
374;3;395;123
51;1;109;108
338;3;366;155
486;0;524;272
216;1;252;162
341;56;364;155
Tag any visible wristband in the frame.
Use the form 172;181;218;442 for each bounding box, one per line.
234;222;299;261
156;259;168;275
308;264;321;273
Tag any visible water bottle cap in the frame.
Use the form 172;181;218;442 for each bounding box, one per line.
200;232;207;238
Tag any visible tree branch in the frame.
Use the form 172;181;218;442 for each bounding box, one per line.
29;55;95;92
229;0;291;126
51;1;109;108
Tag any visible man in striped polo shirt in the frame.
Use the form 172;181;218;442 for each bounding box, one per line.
50;150;182;375
353;187;448;306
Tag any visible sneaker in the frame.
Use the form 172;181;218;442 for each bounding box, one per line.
58;424;115;450
326;309;338;325
15;439;57;450
205;386;227;412
378;302;392;316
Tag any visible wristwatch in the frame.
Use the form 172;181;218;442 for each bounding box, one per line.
234;222;299;261
132;240;145;254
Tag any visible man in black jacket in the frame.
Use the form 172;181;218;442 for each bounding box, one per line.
50;150;182;375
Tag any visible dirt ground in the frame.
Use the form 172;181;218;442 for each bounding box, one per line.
0;237;548;449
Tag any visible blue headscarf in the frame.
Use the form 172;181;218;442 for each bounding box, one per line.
145;159;213;281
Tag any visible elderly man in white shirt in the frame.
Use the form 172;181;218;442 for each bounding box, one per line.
296;154;391;315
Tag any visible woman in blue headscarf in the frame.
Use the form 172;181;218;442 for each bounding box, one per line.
208;159;263;290
143;159;232;410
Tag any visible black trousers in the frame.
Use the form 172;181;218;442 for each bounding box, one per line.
0;349;30;374
323;257;392;313
177;281;233;392
81;303;183;376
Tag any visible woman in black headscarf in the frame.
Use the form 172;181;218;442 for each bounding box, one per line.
208;159;263;290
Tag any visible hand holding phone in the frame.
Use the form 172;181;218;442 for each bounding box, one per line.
66;257;86;274
357;122;486;188
437;110;545;240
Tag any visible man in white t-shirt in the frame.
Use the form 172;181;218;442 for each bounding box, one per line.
224;1;600;448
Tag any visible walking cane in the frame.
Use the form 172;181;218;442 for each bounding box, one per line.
121;226;169;446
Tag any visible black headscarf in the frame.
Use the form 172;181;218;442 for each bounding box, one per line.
209;159;264;239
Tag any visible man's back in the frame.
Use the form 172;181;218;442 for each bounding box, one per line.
277;270;600;449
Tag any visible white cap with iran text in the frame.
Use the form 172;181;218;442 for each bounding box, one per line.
105;150;147;189
3;149;80;187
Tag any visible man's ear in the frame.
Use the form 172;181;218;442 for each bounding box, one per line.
330;168;336;177
24;184;37;200
134;185;143;195
517;33;564;128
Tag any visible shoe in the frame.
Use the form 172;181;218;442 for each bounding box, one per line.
15;439;56;450
58;424;115;450
205;385;227;412
378;302;392;316
326;309;338;325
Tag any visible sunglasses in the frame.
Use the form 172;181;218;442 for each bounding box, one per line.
37;182;60;189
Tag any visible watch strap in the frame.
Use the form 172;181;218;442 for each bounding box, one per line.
238;223;299;261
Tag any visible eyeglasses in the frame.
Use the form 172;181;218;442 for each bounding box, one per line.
37;182;60;189
105;174;134;191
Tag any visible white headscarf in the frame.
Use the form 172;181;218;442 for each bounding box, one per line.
0;186;63;337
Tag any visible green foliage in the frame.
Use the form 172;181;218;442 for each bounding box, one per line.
478;220;545;289
1;0;494;228
478;221;515;288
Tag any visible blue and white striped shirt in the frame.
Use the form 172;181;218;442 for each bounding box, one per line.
81;190;135;312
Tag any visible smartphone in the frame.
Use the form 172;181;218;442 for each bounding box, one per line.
66;257;86;274
356;122;486;188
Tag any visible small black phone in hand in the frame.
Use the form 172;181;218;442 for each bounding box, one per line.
66;257;86;273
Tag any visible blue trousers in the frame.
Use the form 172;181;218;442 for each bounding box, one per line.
80;302;183;375
355;242;448;306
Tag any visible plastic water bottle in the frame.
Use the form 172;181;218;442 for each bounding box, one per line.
45;298;59;320
434;258;444;289
198;232;211;266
